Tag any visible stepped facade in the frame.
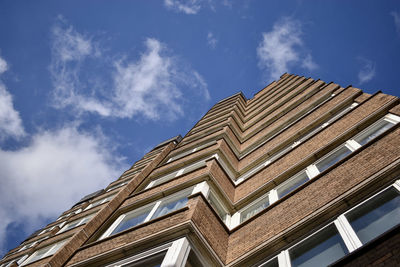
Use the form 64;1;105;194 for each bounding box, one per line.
1;73;400;267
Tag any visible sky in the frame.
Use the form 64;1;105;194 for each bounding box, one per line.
0;0;400;257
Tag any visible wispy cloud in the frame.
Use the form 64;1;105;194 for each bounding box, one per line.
207;32;218;49
0;56;8;74
49;18;210;121
0;56;25;141
164;0;216;14
358;57;376;84
164;0;202;14
391;11;400;36
0;124;126;254
257;17;317;81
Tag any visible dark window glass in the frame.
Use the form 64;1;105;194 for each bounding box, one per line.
277;171;309;199
315;146;352;173
290;225;348;267
346;187;400;244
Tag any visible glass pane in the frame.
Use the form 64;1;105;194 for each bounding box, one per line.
353;119;394;146
208;193;227;221
241;195;269;223
151;195;188;219
277;171;309;199
346;187;400;244
121;252;165;267
111;207;152;235
259;257;279;267
290;225;348;267
315;146;352;173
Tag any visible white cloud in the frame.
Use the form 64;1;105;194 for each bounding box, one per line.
391;11;400;36
50;19;210;121
358;58;376;84
207;32;218;49
257;17;317;81
0;56;25;141
0;125;126;253
0;56;8;74
164;0;211;14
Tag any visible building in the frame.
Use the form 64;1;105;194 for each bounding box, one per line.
1;73;399;267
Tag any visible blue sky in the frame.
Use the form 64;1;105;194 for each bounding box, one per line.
0;0;400;256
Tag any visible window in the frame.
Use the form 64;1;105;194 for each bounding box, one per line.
18;236;49;252
259;257;279;267
1;255;28;267
58;214;94;234
314;145;352;173
233;114;400;228
21;239;68;265
258;181;400;267
236;103;358;184
344;186;400;244
106;181;128;192
84;194;116;211
208;191;229;223
165;141;216;163
352;114;399;146
240;194;270;223
145;159;208;190
289;225;348;267
276;171;309;199
104;237;206;267
56;208;82;221
38;222;66;236
100;187;193;239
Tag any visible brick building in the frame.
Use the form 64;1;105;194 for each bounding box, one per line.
1;73;399;266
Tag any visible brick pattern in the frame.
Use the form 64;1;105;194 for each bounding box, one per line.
3;73;399;267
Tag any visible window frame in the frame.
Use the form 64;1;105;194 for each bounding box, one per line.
57;213;95;234
99;187;195;240
21;239;69;266
258;180;400;267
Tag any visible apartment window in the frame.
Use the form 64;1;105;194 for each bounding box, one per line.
208;190;229;223
259;257;279;267
276;171;309;199
236;103;359;185
289;224;348;267
234;114;400;228
240;194;270;223
18;236;49;252
314;145;352;173
145;159;208;190
56;208;82;221
106;181;128;192
352;114;399;146
84;194;116;211
0;255;28;267
21;239;68;265
100;187;193;239
344;186;400;244
104;237;206;267
38;222;64;236
58;214;94;234
258;181;400;267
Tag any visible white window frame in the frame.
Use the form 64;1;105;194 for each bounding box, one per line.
100;186;196;240
165;141;216;164
58;214;95;234
106;181;129;192
103;237;208;267
258;180;400;267
207;188;231;225
1;255;29;267
235;102;359;185
234;113;400;228
84;194;116;211
21;239;68;266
